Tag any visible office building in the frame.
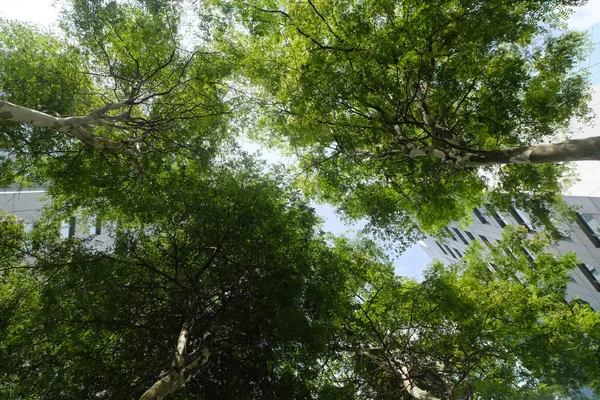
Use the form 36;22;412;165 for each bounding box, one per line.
420;196;600;310
0;187;112;250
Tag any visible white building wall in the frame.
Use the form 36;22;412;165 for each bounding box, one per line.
0;188;114;250
0;188;47;221
421;197;600;310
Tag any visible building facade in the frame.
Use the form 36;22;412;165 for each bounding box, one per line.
0;187;113;250
420;196;600;310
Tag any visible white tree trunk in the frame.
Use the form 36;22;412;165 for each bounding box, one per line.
397;365;441;400
0;100;138;157
139;326;212;400
358;349;441;400
413;84;600;167
464;137;600;165
379;136;600;170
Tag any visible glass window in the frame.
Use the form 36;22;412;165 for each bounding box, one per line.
478;235;491;247
88;216;102;236
444;227;457;241
60;222;70;238
515;271;527;284
581;213;600;232
436;241;448;255
452;228;469;245
553;227;572;241
576;213;600;247
510;206;534;232
465;231;475;241
522;247;534;263
61;217;76;238
445;245;456;259
578;264;600;292
473;207;489;224
453;248;462;258
493;213;507;228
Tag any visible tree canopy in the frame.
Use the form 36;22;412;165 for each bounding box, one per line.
0;0;597;239
337;227;600;399
212;0;594;239
2;168;600;399
1;0;600;399
0;0;236;195
0;157;388;399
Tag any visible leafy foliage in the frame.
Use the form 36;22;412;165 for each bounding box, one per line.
3;162;600;399
1;1;600;399
211;0;593;241
0;157;391;399
323;227;600;399
0;0;236;196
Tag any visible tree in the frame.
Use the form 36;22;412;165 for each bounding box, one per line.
322;227;600;399
2;1;600;399
2;157;600;399
0;156;389;399
0;0;236;192
214;0;593;240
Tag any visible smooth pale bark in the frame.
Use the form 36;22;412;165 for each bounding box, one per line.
371;136;600;170
358;349;441;400
0;100;138;157
138;348;211;400
397;365;441;400
412;85;600;167
139;325;211;400
465;137;600;165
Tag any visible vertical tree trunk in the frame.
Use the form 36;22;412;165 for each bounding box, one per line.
139;326;212;400
358;349;441;400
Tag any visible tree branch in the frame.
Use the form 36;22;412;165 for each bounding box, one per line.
0;100;138;158
397;364;442;400
139;327;213;400
357;348;441;400
414;84;455;141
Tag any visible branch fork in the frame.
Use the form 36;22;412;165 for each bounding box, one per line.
0;99;139;158
139;325;213;400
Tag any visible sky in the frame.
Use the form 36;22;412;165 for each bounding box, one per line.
1;0;600;279
568;1;600;30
